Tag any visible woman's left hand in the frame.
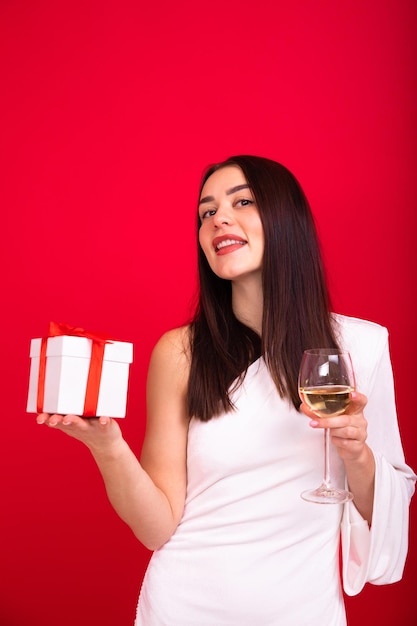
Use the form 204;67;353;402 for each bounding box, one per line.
300;391;369;462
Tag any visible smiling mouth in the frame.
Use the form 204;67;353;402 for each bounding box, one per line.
215;239;247;251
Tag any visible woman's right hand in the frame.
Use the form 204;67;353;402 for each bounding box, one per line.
36;413;124;454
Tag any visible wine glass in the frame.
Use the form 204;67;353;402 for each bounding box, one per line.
298;348;355;504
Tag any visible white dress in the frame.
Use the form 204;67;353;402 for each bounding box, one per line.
135;315;416;625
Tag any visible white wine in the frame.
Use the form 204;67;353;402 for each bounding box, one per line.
299;385;353;417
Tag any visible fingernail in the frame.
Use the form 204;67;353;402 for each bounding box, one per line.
309;420;319;427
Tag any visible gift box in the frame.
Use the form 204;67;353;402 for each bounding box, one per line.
27;322;133;418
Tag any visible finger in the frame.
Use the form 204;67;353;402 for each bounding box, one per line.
61;414;86;426
36;413;50;424
345;391;367;415
299;402;317;419
332;423;365;441
46;413;65;427
42;413;85;429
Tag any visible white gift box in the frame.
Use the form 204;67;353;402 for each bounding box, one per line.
27;335;133;418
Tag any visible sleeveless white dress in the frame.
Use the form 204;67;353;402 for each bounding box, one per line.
135;315;415;625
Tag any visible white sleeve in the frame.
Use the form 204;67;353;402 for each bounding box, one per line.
340;326;416;595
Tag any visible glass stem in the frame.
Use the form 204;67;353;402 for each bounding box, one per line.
323;428;332;489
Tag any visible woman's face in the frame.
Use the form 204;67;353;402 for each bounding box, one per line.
198;166;264;283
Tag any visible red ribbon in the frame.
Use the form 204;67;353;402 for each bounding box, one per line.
36;322;113;416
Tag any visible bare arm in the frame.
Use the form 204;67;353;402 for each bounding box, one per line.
37;326;191;550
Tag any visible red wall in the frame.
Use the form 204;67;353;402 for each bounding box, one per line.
1;1;416;625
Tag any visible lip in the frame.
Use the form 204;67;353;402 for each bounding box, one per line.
212;234;247;252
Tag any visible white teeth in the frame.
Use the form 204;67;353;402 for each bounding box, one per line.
216;239;246;251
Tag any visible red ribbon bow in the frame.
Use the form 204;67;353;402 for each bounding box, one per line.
37;322;113;416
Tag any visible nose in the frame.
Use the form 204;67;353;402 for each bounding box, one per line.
213;204;233;227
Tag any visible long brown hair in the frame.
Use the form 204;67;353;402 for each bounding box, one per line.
187;155;339;421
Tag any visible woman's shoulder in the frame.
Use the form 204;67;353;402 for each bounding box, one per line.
331;312;389;362
150;325;191;380
331;312;388;337
154;324;191;353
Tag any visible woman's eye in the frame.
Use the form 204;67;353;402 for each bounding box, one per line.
201;208;216;220
236;198;253;207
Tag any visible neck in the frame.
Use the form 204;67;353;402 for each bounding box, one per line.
231;276;263;336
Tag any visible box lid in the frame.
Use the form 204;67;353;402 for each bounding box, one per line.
30;335;133;363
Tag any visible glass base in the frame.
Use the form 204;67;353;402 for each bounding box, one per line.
301;485;353;504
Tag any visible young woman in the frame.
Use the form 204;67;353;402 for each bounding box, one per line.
37;156;416;625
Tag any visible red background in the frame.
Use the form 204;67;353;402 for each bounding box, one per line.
1;1;416;625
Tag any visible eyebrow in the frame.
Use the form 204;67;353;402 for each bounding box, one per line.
199;184;251;205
